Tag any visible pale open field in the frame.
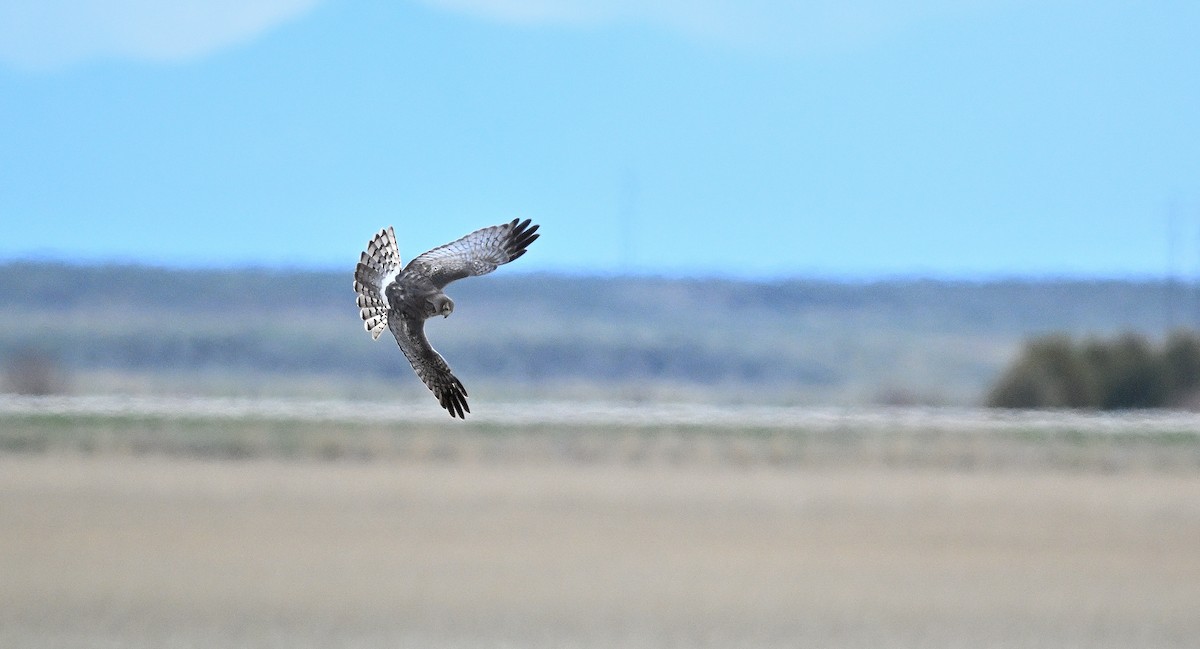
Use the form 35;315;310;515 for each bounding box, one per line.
3;457;1200;647
2;398;1200;648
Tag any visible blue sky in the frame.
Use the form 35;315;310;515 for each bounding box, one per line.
1;0;1198;278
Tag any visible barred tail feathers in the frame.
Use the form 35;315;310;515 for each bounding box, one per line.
353;226;402;340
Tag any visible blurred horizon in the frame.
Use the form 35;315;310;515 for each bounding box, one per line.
3;1;1200;279
13;256;1200;289
8;252;1200;283
6;260;1200;409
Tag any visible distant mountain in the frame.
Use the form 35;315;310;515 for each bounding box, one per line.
1;262;1194;405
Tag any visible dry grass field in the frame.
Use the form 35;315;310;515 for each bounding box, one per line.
2;400;1199;648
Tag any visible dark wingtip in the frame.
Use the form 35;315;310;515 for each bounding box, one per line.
506;221;540;261
509;218;535;236
442;394;463;419
439;380;470;419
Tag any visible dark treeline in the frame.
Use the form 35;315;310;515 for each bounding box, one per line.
987;331;1200;409
3;261;1199;403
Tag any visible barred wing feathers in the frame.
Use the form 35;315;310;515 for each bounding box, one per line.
405;218;539;288
389;315;470;419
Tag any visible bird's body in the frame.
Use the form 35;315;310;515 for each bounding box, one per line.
353;219;540;418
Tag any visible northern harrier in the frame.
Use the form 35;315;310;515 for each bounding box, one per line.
353;219;540;418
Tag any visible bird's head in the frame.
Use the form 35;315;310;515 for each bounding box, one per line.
427;294;454;319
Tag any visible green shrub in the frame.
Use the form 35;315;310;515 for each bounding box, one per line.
986;330;1200;410
1163;331;1200;404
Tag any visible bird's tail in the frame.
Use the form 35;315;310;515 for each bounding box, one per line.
354;226;401;340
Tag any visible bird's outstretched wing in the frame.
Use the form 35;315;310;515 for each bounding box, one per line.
389;314;470;419
353;226;402;340
405;218;539;288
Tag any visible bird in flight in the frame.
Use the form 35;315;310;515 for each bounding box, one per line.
353;219;540;418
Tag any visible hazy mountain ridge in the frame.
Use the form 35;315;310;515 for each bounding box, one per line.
1;262;1193;405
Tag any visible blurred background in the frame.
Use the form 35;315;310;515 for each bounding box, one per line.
3;2;1200;648
2;1;1200;407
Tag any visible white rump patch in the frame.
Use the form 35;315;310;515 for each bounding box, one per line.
379;268;400;308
